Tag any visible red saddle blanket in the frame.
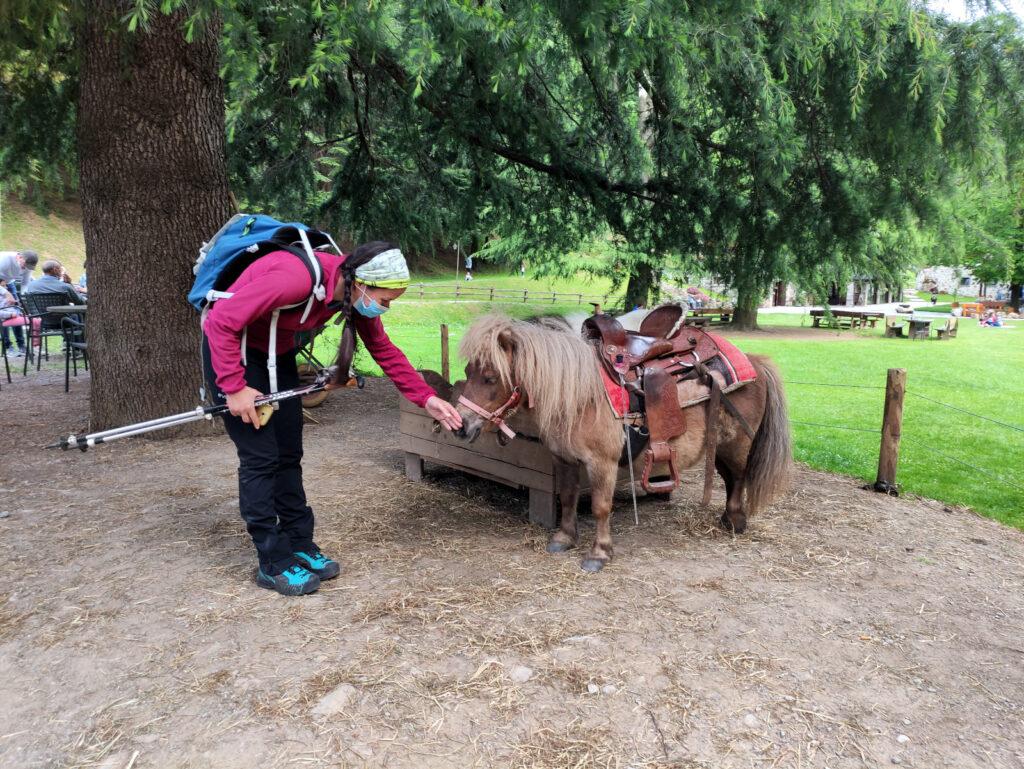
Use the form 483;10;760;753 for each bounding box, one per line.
704;333;757;388
599;331;756;417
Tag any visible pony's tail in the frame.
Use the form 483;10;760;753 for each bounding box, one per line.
744;356;792;514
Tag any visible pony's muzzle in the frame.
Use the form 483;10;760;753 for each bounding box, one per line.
453;410;483;443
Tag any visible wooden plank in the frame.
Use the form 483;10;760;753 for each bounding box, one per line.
417;456;525;490
400;406;553;468
529;489;558;529
401;433;556;491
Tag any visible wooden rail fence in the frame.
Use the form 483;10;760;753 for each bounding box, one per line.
409;283;612;306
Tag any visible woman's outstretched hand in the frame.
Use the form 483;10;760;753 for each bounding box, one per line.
425;395;463;432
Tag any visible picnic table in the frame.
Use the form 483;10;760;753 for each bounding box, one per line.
46;304;88;315
809;308;883;329
884;311;957;340
687;307;732;324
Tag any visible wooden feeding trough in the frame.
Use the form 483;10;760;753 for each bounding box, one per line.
400;393;567;529
400;372;651;529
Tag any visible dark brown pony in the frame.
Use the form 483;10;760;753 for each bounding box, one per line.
454;314;792;572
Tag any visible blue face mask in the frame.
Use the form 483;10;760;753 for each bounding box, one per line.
355;288;388;318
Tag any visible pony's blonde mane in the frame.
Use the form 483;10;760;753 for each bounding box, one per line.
459;314;605;441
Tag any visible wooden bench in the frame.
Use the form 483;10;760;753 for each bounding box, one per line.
935;316;958;339
884;316;907;337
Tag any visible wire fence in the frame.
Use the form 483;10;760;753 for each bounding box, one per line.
905;390;1024;434
781;376;1023;514
901;436;1024;495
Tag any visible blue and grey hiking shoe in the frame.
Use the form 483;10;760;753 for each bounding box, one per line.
293;549;341;580
255;564;321;596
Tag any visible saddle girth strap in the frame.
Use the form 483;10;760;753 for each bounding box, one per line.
720;388;757;441
701;365;721;507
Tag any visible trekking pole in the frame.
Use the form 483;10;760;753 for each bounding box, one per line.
48;376;343;451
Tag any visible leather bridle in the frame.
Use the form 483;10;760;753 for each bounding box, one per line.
457;386;523;440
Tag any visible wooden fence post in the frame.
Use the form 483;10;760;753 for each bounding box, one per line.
874;368;906;494
440;324;450;383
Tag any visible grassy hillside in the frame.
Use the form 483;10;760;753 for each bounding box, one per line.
0;197;87;280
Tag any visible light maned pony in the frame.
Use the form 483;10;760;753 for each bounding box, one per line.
455;314;792;572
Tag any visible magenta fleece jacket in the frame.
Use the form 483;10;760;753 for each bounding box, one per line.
203;249;436;407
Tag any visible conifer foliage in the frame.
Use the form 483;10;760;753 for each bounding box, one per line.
1;2;1022;418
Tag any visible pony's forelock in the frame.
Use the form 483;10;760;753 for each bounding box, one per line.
459;314;605;441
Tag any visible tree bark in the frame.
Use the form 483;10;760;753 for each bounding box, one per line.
78;6;232;430
1011;282;1022;313
731;284;762;330
625;261;655;310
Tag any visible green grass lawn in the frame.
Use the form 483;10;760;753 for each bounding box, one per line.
915;290;961;304
325;296;1024;529
731;316;1023;529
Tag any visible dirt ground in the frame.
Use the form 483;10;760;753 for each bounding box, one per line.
2;369;1023;769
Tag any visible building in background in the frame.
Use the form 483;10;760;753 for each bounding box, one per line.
915;266;1006;298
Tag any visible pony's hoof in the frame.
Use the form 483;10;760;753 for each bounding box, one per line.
719;513;747;534
581;558;608;573
546;540;575;554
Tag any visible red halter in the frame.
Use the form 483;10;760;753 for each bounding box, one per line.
457;386;523;440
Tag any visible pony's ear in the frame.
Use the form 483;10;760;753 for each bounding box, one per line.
497;329;516;352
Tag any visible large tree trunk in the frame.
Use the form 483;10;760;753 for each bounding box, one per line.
625;261;655;310
78;6;232;430
732;284;762;330
1011;282;1022;313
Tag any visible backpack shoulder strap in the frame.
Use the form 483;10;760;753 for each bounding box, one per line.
269;228;328;322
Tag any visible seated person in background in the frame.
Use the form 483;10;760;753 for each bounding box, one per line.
22;259;86;305
685;285;709;308
0;278;27;356
0;249;39;301
78;270;88;294
979;309;1003;327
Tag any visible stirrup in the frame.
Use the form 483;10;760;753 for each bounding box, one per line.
641;443;679;493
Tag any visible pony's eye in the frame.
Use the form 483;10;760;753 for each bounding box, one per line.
483;376;497;385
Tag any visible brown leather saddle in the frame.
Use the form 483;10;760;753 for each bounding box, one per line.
583;307;750;501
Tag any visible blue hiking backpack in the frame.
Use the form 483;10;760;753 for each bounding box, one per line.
191;213;341;395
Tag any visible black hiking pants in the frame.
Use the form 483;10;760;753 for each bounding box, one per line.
202;338;315;574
